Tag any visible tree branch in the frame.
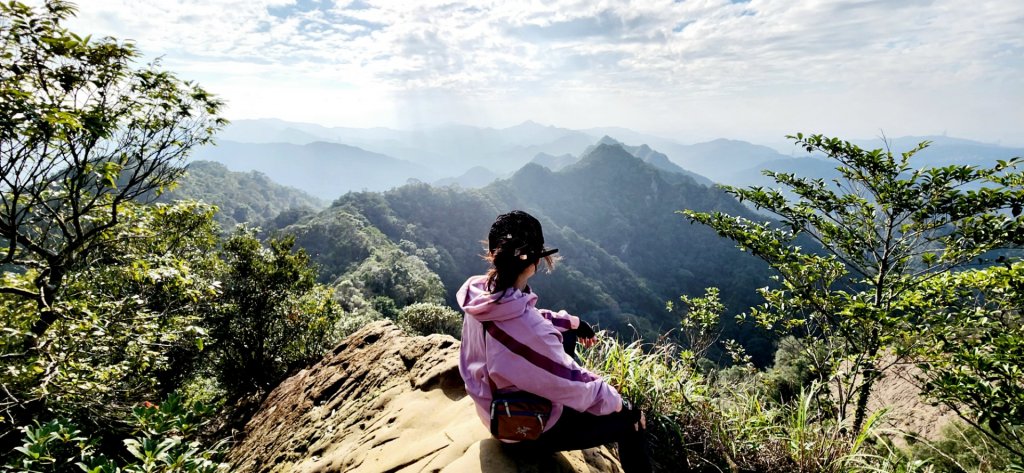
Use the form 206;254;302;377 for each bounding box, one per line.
0;286;39;300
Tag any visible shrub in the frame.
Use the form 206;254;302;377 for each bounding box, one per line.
210;228;344;400
580;334;702;470
7;393;228;472
909;422;1023;472
580;333;931;473
335;310;383;339
371;296;400;320
762;336;822;404
397;302;463;339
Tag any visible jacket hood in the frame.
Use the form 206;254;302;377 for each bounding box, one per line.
457;275;537;322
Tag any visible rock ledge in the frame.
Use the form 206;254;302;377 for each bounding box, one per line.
228;320;623;472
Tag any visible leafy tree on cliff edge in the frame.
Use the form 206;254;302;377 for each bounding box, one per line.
0;0;225;347
684;133;1024;434
1;200;224;450
0;0;223;448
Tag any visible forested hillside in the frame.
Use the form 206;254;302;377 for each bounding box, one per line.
295;143;777;362
159;161;324;229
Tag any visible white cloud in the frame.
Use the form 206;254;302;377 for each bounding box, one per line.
48;0;1024;144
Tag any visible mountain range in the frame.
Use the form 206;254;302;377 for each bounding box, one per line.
189;141;431;200
172;122;1024;365
271;142;778;363
199;119;1023;201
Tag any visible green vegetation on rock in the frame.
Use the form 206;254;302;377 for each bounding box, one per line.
685;133;1024;434
398;302;463;339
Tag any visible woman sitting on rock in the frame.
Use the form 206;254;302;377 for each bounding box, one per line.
457;210;652;473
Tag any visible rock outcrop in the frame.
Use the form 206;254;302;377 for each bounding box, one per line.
228;321;623;472
865;361;956;441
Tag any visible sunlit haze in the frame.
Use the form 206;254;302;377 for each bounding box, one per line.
63;0;1023;146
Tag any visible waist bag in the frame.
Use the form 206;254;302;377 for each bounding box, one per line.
482;321;552;441
490;390;552;441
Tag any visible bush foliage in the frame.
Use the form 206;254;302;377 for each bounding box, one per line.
7;393;228;472
210;228;344;400
397;302;463;339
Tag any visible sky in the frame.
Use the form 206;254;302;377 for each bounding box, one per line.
56;0;1024;146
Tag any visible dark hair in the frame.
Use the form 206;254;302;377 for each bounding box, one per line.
483;211;558;296
484;249;556;296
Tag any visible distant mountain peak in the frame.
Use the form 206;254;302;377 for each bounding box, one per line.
530;152;578;171
574;140;713;186
578;142;635;164
512;161;557;181
505;119;554;132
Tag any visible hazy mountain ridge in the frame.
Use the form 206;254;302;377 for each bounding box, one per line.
218;119;597;175
210;119;1023;200
531;152;578;170
433;166;507;189
851;135;1024;165
190;140;432;200
730;136;1024;190
158;160;324;229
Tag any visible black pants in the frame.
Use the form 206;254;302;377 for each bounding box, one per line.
504;329;653;473
503;406;653;473
562;329;581;364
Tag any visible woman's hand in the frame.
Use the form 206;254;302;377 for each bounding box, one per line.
619;398;646;431
577;320;597;348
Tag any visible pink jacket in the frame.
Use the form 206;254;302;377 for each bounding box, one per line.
457;275;622;434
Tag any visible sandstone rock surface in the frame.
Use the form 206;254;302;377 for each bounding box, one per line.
228;321;624;472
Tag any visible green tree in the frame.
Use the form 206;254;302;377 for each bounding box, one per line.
0;0;224;347
667;287;724;359
684;133;1024;433
910;262;1024;457
1;200;223;449
210;228;343;400
343;244;445;308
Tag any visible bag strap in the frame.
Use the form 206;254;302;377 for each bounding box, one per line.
482;321;499;395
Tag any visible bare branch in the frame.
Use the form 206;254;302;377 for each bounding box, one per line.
0;286;39;300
